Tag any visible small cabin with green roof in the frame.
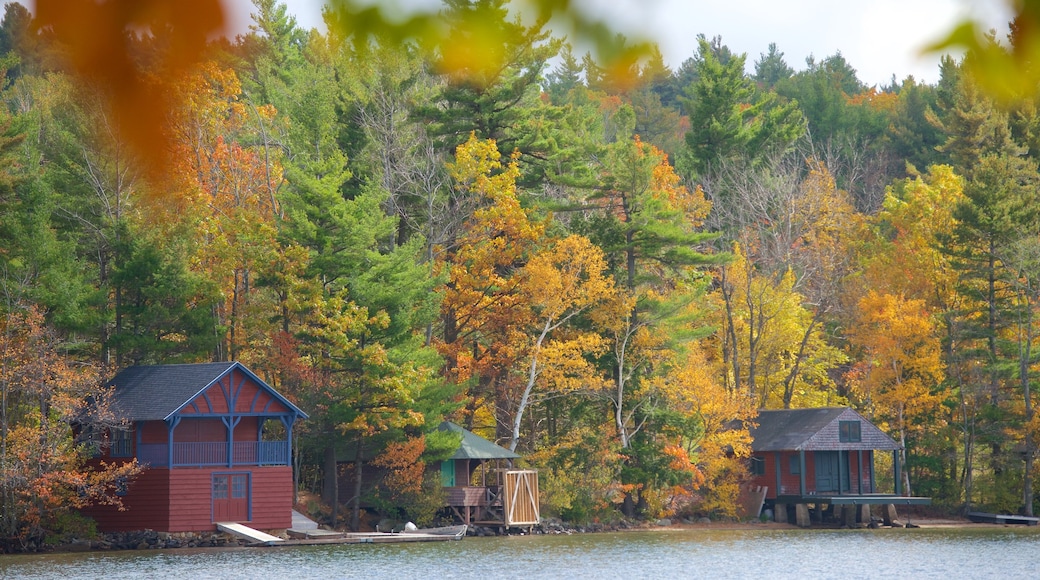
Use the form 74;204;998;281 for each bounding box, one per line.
435;421;539;528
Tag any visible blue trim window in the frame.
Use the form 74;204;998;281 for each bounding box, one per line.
789;455;801;475
839;421;862;443
111;428;133;457
213;476;228;500
750;456;766;476
232;475;248;499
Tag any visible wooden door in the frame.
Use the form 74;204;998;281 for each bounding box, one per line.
503;470;539;526
813;451;840;493
440;460;456;487
212;473;249;522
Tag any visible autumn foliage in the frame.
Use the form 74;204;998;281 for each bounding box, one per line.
10;0;1040;536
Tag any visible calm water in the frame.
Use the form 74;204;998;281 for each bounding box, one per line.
2;527;1039;579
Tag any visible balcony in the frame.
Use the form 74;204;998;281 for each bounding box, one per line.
137;440;289;467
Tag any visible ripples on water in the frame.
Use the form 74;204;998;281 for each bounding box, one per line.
2;527;1039;580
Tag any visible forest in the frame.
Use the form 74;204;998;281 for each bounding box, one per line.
2;0;1040;541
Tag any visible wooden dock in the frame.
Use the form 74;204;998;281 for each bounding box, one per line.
274;510;467;546
967;512;1040;526
275;521;466;546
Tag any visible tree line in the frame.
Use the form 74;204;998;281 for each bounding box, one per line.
1;0;1039;542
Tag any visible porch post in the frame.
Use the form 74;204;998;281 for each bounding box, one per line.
893;449;902;495
166;417;181;467
283;416;295;466
799;450;806;496
838;451;844;495
223;416;241;468
857;450;863;494
869;451;876;493
774;452;782;496
167;419;174;467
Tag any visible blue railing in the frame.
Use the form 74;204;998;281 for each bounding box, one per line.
137;441;289;467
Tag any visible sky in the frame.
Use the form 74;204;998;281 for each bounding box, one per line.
219;0;1016;87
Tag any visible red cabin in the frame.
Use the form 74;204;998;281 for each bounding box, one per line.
83;362;307;533
746;407;929;523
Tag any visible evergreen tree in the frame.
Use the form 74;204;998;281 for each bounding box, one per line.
680;37;805;180
941;153;1040;510
544;43;584;104
415;0;561;160
753;42;793;89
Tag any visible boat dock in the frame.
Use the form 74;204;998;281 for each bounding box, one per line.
967;512;1040;526
276;528;466;546
250;510;467;546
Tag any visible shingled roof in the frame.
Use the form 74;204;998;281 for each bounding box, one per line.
107;362;306;421
437;421;519;460
750;407;898;452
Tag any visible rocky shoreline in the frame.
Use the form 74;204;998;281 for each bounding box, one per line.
1;513;1003;554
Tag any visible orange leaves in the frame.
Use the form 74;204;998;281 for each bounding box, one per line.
371;436;427;497
36;0;227;177
163;61;286;362
440;136;544;383
0;306;142;539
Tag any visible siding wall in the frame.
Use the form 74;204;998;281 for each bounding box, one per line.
91;466;294;533
166;466;294;532
751;449;875;499
84;467;171;532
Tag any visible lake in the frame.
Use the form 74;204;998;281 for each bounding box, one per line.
2;526;1039;579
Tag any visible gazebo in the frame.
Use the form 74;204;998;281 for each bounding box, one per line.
435;422;539;528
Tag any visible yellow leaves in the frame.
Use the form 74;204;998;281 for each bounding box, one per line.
536;333;610;393
847;290;945;427
864;165;964;306
794;159;859;259
329;0;650;87
523;235;615;320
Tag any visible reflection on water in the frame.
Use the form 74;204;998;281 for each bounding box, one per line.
2;527;1039;579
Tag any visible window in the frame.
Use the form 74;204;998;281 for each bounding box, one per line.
789;455;801;475
750;457;766;476
111;428;133;458
213;476;228;500
232;475;248;499
839;421;862;443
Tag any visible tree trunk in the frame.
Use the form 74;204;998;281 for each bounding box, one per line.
899;405;911;497
719;267;740;393
1022;305;1034;516
351;437;364;532
323;443;338;528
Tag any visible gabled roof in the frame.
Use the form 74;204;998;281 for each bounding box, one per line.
437;421;519;460
750;407;898;452
107;361;307;421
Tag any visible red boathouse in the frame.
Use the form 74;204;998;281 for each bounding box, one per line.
745;407;929;525
83;362;307;533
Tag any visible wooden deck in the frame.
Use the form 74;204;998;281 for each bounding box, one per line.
775;494;932;506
